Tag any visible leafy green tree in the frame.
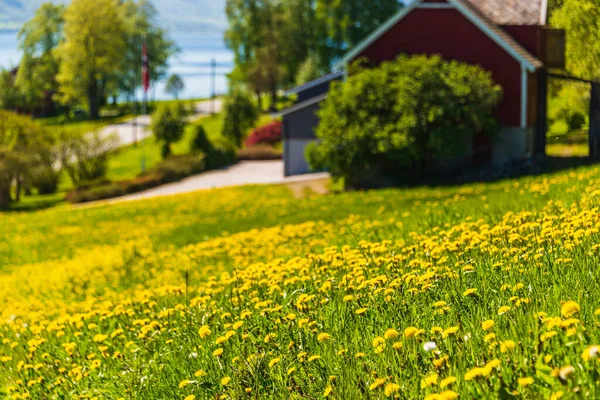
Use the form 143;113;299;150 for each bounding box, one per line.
165;74;185;100
315;0;402;68
306;55;502;187
117;0;177;105
222;87;259;147
0;69;22;110
0;111;56;206
15;2;64;115
552;0;600;80
56;0;127;119
150;103;186;158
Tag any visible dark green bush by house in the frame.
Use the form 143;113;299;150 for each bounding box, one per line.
222;87;259;148
306;55;502;188
190;125;236;169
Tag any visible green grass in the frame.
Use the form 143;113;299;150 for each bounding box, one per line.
2;163;600;398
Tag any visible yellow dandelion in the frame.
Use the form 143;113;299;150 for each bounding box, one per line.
369;378;386;390
221;376;231;386
463;288;477;297
518;377;534;386
213;348;223;357
481;320;494;331
198;325;211;339
178;380;190;388
561;301;580;318
440;376;457;388
355;307;368;315
384;383;400;397
384;328;399;340
317;333;331;342
269;357;281;368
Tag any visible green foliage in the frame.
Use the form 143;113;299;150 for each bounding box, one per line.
191;124;237;169
549;84;589;133
165;74;185;100
0;111;56;206
295;55;323;86
56;0;127;119
67;154;205;203
222;87;259;148
59;131;119;188
307;55;502;187
552;0;600;81
0;70;22;110
29;165;61;195
15;2;64;114
150;103;186;159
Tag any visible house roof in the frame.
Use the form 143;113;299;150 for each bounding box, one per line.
285;71;344;95
279;93;328;117
465;0;547;26
336;0;543;71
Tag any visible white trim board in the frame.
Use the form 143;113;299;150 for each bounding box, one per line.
335;0;541;72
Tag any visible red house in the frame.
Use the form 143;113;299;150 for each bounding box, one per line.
282;0;565;176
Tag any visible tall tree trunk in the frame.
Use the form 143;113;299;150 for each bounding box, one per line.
88;77;99;120
0;181;11;208
15;174;21;203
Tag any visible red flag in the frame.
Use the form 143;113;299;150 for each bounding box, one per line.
142;38;150;93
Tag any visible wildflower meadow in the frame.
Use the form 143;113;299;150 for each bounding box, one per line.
2;165;600;399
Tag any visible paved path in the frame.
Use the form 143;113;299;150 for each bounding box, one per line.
99;99;223;147
104;160;329;204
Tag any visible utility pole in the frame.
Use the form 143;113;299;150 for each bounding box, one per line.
141;33;149;173
211;58;216;115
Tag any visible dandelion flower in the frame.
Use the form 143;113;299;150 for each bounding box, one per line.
323;385;333;396
184;396;196;400
561;301;580;318
440;376;457;388
178;379;190;388
198;325;211;339
213;348;223;357
317;333;331;342
420;373;438;388
269;357;280;367
355;307;368;315
221;376;231;386
582;345;599;361
384;328;399;340
384;383;400;397
463;288;477;297
481;320;494;331
369;378;386;390
518;377;534;386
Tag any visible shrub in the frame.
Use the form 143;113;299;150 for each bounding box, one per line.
150;103;186;159
237;145;283;161
190;125;236;170
67;154;205;203
306;55;502;187
59;131;118;188
245;121;282;147
222;87;259;147
29;166;60;195
566;111;586;132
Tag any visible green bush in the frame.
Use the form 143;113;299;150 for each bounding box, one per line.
29;166;60;195
222;87;259;148
67;154;205;203
567;111;586;132
190;125;236;170
237;145;282;161
60;131;118;188
306;55;502;187
150;103;186;159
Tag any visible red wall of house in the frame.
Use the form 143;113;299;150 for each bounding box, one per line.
355;8;523;127
502;26;542;58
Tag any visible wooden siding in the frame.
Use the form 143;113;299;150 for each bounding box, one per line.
355;7;524;127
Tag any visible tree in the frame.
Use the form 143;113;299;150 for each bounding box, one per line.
55;0;127;119
0;111;55;207
552;0;600;80
116;0;177;105
222;87;259;147
150;103;186;158
296;55;323;85
15;2;64;115
306;55;502;187
0;69;22;110
165;74;185;100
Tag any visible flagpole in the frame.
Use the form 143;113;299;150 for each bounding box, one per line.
141;33;148;173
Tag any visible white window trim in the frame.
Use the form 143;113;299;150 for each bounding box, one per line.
521;66;528;129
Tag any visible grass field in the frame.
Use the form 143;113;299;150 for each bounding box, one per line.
2;163;600;399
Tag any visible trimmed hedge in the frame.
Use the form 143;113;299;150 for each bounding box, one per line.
67;154;205;203
237;145;282;161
